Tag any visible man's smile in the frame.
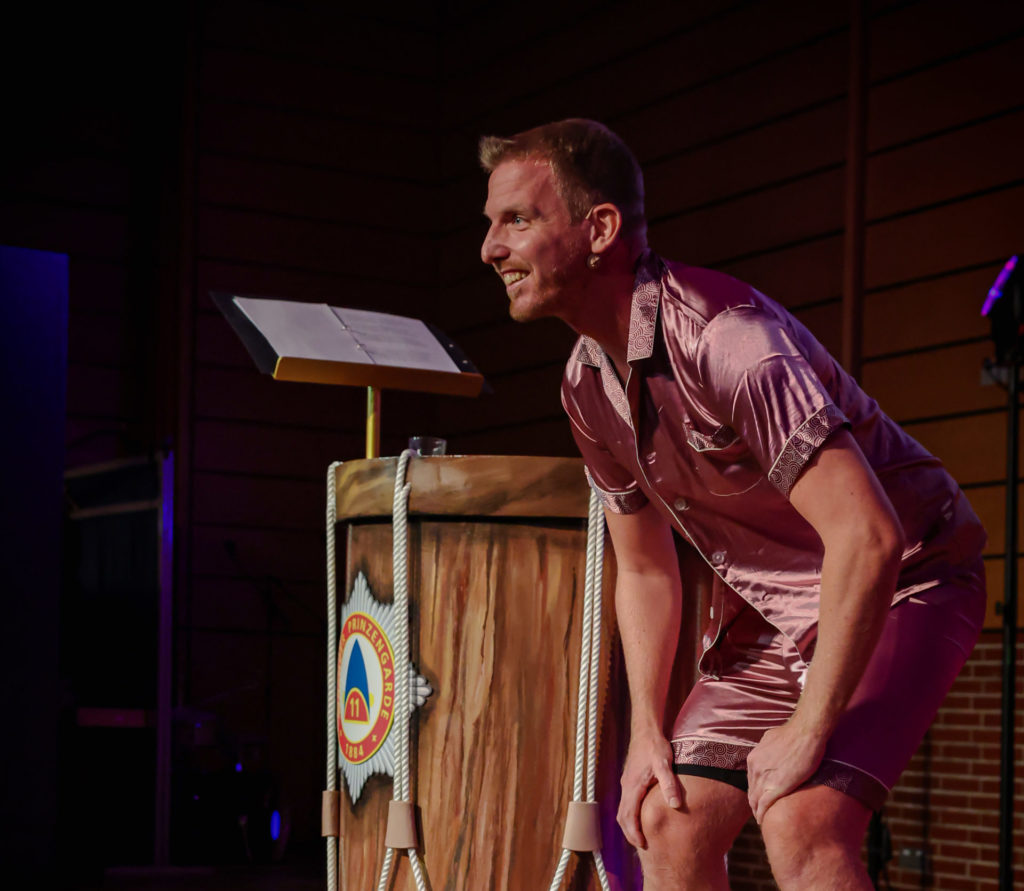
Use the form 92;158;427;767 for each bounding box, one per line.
500;269;530;288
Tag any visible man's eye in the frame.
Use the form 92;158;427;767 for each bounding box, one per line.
511;215;526;226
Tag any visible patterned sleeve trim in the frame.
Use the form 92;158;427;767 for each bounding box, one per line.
767;403;849;496
584;466;648;515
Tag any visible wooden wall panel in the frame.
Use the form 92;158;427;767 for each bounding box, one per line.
863;265;995;358
455;318;577;377
720;236;845;310
966;484;1016;556
864;185;1024;290
902;412;1009;485
619;30;847;165
189;576;323;636
436;365;568;438
650;167;844;267
446;0;844;134
869;0;1024;82
861;341;1001;422
867;109;1024;221
441;0;737;129
452;417;578;459
867;33;1024;152
644;100;847;221
792;302;843;361
192;525;326;586
192;419;364;479
191;472;324;531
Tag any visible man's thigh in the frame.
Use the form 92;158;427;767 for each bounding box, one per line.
823;566;986;794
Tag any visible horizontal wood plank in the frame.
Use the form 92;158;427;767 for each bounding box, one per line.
864;185;1024;291
650;167;844;267
191;471;325;531
645;99;847;221
191;524;326;584
868;34;1024;152
861;340;1002;421
193;418;365;478
333;455;590;520
867;108;1024;221
869;0;1024;82
863;264;997;358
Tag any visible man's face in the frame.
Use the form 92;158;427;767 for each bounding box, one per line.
481;158;591;324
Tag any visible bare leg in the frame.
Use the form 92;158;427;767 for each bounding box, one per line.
760;784;873;890
637;775;750;890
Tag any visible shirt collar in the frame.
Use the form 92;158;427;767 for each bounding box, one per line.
575;250;663;367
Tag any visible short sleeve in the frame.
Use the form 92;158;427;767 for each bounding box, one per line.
695;307;849;496
561;377;649;515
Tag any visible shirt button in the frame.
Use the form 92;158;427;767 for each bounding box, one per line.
673;497;688;511
711;550;726;565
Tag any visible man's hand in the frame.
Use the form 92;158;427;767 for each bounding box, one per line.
746;719;827;824
616;729;682;849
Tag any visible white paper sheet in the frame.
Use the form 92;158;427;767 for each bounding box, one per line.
232;298;460;374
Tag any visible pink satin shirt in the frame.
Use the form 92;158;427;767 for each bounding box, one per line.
561;252;986;665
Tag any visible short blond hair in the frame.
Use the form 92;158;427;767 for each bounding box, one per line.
479;119;646;239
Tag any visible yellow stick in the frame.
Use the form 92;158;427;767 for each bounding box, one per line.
365;386;381;458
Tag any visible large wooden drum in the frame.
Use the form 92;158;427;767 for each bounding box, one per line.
326;455;708;890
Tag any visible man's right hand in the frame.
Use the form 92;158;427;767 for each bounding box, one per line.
616;729;683;849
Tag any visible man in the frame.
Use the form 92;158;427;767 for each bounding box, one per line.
479;119;986;889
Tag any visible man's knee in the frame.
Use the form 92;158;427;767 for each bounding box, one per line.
637;778;747;866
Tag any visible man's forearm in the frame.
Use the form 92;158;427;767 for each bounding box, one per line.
616;566;682;736
791;529;902;738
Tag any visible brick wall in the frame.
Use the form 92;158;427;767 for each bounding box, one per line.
724;632;1024;889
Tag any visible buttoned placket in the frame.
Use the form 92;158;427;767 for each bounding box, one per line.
619;358;734;679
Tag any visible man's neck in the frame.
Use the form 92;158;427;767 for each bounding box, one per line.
565;246;642;375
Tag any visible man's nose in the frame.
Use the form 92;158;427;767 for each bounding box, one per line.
481;224;508;265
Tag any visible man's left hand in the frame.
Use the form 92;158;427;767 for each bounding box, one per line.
746;720;827;823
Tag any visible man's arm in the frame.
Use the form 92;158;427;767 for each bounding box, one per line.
604;501;684;848
746;428;904;822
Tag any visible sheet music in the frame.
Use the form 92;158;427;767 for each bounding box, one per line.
233;296;460;373
330;307;459;372
234;298;367;363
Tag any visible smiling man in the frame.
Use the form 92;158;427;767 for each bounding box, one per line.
479;119;987;890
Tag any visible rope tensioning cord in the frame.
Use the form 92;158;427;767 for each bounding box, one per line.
550;487;611;891
375;450;429;891
326;461;342;891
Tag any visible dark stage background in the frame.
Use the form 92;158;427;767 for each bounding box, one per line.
1;1;1022;888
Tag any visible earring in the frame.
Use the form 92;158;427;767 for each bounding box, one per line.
587;253;601;270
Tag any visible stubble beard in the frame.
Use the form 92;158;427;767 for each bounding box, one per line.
508;242;590;325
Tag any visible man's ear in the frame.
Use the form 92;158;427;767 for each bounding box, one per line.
588;202;622;255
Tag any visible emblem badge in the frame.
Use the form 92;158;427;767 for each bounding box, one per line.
337;572;431;801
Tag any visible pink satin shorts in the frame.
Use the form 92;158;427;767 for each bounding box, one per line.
670;563;986;810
